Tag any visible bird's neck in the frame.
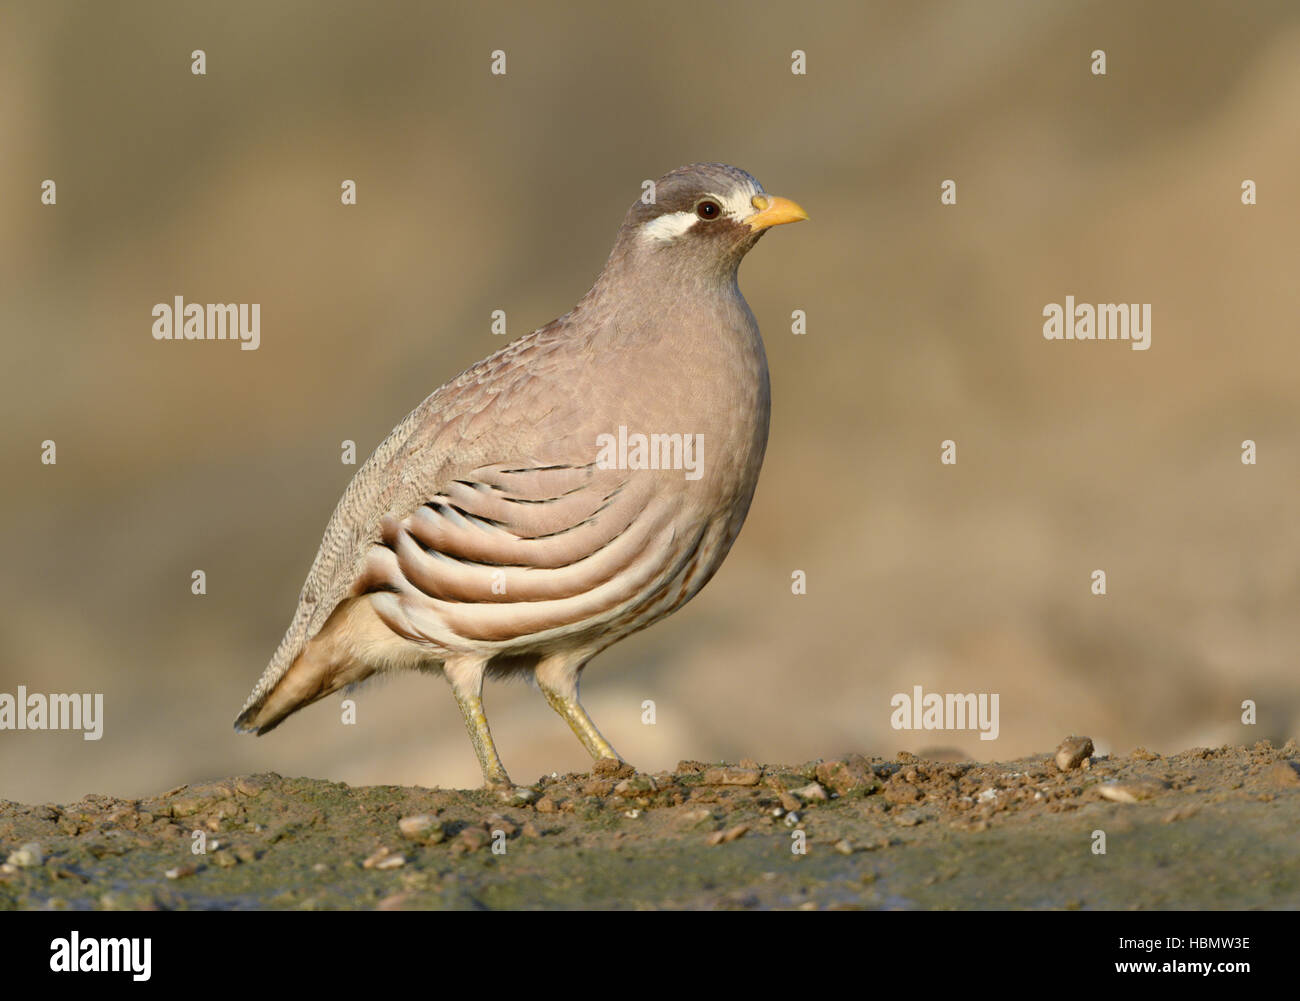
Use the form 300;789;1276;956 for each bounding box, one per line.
568;253;754;358
586;241;743;316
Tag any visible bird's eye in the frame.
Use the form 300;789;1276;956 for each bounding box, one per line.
696;199;721;221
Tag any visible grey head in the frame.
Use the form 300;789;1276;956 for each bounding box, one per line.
606;163;808;285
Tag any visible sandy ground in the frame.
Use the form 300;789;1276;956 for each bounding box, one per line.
2;739;1297;910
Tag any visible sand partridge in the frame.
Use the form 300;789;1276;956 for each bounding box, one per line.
235;163;807;787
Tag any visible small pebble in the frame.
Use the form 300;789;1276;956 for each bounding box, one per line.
362;847;406;869
1055;736;1094;771
500;786;538;806
234;777;265;797
674;808;717;832
1099;780;1167;804
6;843;42;868
453;827;492;854
398;814;445;843
612;775;658;797
793;782;829;802
705;823;749;846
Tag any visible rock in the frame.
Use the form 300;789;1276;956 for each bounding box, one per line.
1131;747;1160;761
397;811;444;842
833;838;855;855
816;759;875;794
211;849;238;868
674;808;717;832
398;814;446;844
674;760;707;775
793;782;829;802
883;780;921;805
362;847;406;869
6;843;42;867
1099;780;1167;804
168;797;210;818
1267;761;1300;787
1055;736;1094;771
164;863;197;880
499;786;538;807
234;777;265;797
612;775;659;797
765;771;811;792
779;792;801;813
520;821;542;838
701;767;761;787
705;823;749;846
893;809;925;827
534;796;560;814
485;814;518;837
452;827;492;854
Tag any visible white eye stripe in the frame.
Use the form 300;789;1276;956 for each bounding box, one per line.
641;210;698;242
638;183;766;243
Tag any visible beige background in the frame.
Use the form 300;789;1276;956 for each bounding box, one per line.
2;0;1297;803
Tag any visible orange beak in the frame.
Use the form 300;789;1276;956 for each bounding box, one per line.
744;194;809;231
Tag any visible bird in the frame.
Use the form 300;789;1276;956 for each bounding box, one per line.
234;162;807;789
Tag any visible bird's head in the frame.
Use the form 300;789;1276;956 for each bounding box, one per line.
614;163;808;285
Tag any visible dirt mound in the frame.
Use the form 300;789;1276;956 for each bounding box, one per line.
2;741;1297;909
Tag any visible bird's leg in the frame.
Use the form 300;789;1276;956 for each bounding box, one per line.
535;658;624;765
445;658;512;789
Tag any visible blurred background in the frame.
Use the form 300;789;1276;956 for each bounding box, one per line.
2;0;1297;803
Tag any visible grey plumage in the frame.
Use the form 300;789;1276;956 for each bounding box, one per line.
235;163;807;787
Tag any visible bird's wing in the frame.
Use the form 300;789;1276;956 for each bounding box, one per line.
241;321;688;715
356;459;682;647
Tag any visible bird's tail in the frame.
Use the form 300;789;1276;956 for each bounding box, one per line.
234;599;375;735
